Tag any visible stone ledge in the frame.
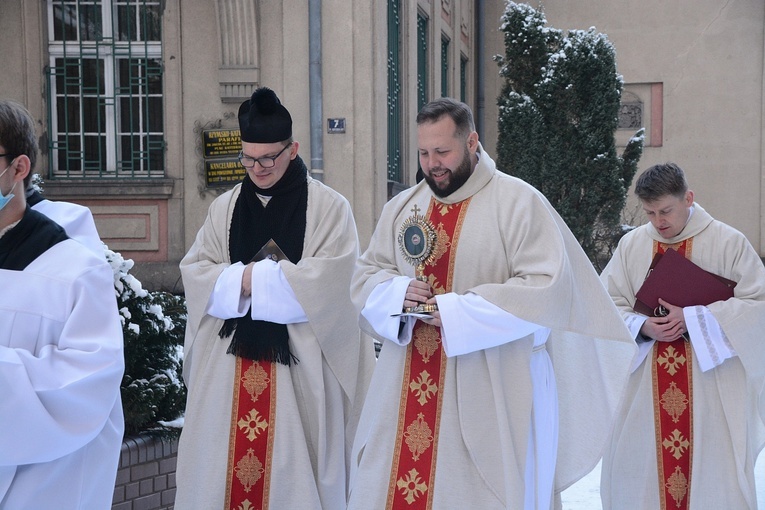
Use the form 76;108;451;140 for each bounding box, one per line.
42;179;176;200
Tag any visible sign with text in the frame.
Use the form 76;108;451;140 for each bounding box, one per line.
203;129;242;158
205;158;246;187
203;128;244;187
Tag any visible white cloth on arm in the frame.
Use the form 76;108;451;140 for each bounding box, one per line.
436;291;549;356
361;276;551;355
360;275;414;343
624;312;653;372
206;259;307;323
684;304;735;372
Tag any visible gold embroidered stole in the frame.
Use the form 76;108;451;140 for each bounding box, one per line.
386;198;471;509
652;240;694;510
225;357;277;510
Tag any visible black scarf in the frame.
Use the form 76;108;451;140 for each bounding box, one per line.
219;155;308;365
0;207;69;270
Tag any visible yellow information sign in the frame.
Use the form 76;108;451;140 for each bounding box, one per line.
203;128;245;187
203;129;242;158
205;158;246;186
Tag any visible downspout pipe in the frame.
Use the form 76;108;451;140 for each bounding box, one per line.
309;0;324;182
475;0;485;138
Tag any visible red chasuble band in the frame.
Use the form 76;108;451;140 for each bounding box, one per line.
225;358;277;510
651;240;694;510
386;198;471;509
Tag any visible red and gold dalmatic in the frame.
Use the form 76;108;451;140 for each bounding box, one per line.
224;358;277;510
386;197;471;509
652;239;694;510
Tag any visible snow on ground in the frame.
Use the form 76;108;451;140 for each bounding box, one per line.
561;453;765;509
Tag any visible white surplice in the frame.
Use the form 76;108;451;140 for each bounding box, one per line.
0;238;125;509
31;197;104;256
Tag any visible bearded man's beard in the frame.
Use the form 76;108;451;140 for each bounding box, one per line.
423;149;472;198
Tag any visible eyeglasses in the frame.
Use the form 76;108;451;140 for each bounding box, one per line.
0;153;17;160
238;143;292;169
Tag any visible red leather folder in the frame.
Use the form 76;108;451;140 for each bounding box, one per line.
633;247;736;316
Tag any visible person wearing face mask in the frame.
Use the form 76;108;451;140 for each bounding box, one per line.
0;99;124;508
599;162;765;509
348;97;636;509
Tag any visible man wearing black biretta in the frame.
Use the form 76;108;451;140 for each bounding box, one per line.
238;86;293;144
175;85;374;509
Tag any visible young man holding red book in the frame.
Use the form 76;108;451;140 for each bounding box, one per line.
600;162;765;509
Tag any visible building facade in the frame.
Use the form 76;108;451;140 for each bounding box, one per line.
1;0;763;291
480;0;765;256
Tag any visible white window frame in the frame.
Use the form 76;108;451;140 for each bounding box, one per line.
46;0;164;178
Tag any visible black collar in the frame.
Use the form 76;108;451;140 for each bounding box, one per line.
0;207;69;270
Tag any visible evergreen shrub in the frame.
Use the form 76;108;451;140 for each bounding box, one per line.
107;248;187;437
495;2;644;269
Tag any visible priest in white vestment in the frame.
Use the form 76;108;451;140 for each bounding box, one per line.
348;97;636;510
600;162;765;509
175;88;375;509
0;99;124;509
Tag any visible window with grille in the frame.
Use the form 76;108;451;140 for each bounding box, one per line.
417;12;429;112
46;0;164;179
387;0;402;183
441;36;449;98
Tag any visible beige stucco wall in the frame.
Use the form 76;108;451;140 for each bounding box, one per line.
479;0;765;254
1;1;46;152
175;1;388;256
0;0;44;264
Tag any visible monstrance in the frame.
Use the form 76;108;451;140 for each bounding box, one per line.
396;204;438;316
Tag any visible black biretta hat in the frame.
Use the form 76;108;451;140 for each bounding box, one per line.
238;87;293;143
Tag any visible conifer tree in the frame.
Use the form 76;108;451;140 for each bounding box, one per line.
495;2;644;268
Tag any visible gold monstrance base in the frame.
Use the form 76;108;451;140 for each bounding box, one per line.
403;303;438;314
401;264;438;315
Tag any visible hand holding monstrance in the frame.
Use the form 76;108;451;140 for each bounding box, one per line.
394;205;438;317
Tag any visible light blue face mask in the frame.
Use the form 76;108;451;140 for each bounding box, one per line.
0;160;18;212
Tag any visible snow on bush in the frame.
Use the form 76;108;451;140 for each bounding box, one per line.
106;247;187;437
